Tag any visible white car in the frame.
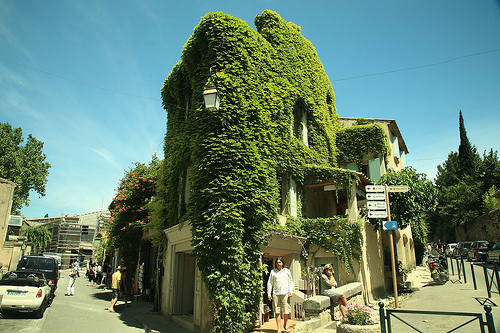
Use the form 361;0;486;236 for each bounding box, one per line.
445;243;458;257
487;242;500;263
0;270;52;318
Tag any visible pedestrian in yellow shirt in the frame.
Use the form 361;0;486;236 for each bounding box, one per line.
107;266;123;312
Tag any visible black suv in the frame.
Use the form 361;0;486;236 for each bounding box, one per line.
17;255;59;298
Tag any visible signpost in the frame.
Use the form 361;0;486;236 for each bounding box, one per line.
366;186;387;218
365;184;409;308
388;185;409;193
383;221;398;230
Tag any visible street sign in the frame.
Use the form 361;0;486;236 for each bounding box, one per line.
367;201;387;210
368;211;388;218
388;185;409;193
366;193;386;201
366;185;385;193
383;221;399;230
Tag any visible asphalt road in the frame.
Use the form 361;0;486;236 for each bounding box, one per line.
0;270;189;333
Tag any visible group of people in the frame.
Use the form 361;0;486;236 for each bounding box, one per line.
266;257;347;333
86;259;112;286
64;259;129;313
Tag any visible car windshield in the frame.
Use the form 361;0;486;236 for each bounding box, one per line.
39;258;54;270
0;271;47;287
18;257;54;271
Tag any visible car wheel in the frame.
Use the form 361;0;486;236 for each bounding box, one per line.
34;304;46;318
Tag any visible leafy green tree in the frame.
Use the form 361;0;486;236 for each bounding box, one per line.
108;154;160;277
376;167;437;264
21;226;51;254
431;112;499;240
482;186;498;213
478;149;500;193
0;123;51;214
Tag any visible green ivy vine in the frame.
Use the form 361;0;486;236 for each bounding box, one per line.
275;216;363;274
336;119;390;167
155;10;359;332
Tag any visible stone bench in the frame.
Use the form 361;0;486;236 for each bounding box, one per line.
295;282;363;333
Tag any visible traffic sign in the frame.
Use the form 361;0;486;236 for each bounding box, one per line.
366;185;385;193
366;193;386;201
368;211;388;218
367;201;387;210
383;221;398;230
388;185;409;193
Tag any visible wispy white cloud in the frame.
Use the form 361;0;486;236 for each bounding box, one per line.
89;147;116;164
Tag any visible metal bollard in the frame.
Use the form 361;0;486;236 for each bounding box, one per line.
484;305;496;333
379;302;386;333
471;262;477;290
461;258;467;284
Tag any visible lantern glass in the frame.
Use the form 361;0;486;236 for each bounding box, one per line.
203;86;220;111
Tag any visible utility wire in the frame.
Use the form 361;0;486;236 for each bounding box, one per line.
332;48;500;82
2;48;499;98
0;56;161;101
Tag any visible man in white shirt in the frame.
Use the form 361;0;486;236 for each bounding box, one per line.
267;257;294;333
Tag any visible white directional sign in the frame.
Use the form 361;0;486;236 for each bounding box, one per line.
366;185;385;193
367;201;387;210
368;211;388;218
388;185;409;193
366;193;386;201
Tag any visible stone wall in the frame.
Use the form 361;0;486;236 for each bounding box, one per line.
455;209;500;242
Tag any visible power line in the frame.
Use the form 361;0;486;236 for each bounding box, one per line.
0;57;161;101
332;48;500;82
2;48;499;99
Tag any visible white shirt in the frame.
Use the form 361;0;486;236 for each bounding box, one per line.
267;268;294;297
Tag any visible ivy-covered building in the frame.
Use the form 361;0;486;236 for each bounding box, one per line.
153;11;414;332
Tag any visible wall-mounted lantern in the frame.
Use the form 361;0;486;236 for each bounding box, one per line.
203;84;220;111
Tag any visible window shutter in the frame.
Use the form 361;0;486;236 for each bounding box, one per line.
368;158;382;181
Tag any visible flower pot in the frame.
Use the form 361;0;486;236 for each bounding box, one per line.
336;323;381;333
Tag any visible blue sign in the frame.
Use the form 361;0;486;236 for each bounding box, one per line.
383;221;398;231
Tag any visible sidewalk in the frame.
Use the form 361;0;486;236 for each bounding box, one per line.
314;259;500;332
119;301;191;333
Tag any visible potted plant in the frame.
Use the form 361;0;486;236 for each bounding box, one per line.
336;304;380;333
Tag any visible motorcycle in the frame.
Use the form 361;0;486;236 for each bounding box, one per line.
426;250;449;285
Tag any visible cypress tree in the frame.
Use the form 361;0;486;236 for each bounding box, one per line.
458;110;475;178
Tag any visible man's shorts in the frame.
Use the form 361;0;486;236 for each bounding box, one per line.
112;289;119;299
272;294;291;315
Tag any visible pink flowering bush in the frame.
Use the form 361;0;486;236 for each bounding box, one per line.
338;304;378;325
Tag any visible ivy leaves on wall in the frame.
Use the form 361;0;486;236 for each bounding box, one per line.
158;10;358;332
337;123;390;167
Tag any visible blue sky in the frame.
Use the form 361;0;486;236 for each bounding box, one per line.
1;0;499;219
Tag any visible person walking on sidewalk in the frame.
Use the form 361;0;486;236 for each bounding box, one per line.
321;264;347;318
65;262;78;296
267;257;294;333
108;266;123;312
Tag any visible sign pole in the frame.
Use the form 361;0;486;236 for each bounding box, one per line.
385;184;399;308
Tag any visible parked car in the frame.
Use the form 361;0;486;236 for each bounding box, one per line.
17;255;59;298
487;242;500;263
467;241;495;262
445;243;458;257
453;241;473;258
0;270;52;318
